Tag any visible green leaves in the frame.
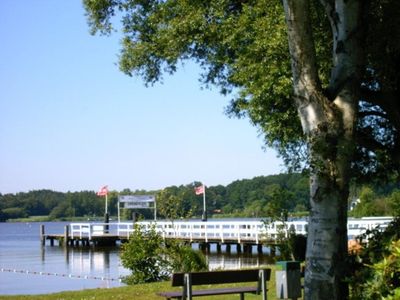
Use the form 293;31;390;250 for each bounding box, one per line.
121;224;170;284
82;0;306;164
120;224;207;284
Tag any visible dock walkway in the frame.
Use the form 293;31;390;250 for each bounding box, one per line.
40;217;393;252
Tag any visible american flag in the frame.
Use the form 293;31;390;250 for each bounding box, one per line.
194;185;205;195
96;185;108;196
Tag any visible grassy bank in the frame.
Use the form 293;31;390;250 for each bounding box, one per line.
0;282;278;300
6;216;105;223
0;267;294;300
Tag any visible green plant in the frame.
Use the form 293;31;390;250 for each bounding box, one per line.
120;224;208;285
165;240;208;273
353;240;400;299
348;218;400;299
263;219;306;262
121;224;170;284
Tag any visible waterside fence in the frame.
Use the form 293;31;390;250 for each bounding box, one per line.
39;217;393;253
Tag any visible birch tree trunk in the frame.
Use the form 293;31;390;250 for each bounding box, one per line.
282;0;364;299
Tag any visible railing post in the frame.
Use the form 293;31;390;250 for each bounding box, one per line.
40;224;45;246
64;225;69;247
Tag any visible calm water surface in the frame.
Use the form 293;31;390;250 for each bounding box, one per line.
0;222;273;295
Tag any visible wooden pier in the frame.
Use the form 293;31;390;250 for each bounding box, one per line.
40;217;393;253
40;224;129;247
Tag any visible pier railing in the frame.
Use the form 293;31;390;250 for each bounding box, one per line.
68;219;309;244
68;216;392;244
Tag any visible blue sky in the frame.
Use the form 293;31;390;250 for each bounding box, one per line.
0;1;283;194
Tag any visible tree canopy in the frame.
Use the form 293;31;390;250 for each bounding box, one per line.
83;0;399;181
83;0;400;298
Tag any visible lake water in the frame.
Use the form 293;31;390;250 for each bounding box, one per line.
0;222;273;295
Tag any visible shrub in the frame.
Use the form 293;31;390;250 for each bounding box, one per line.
348;218;400;299
121;224;208;284
121;225;170;284
166;240;207;273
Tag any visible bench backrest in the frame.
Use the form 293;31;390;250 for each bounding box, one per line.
171;269;271;286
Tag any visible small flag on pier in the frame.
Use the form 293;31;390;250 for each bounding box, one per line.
194;185;205;195
97;185;108;196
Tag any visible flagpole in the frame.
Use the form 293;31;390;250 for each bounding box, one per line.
117;197;120;223
202;185;207;222
105;193;108;215
154;196;157;221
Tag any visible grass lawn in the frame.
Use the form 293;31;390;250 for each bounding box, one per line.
0;266;302;300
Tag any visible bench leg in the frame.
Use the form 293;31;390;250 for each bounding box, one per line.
240;293;244;300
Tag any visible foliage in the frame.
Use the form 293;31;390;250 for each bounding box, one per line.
263;212;306;262
349;187;400;218
156;186;195;220
363;240;400;299
1;207;28;219
121;224;170;284
348;218;400;299
350;187;379;217
82;0;400;183
81;1;400;298
120;224;207;284
165;240;207;273
388;190;400;217
2;174;400;221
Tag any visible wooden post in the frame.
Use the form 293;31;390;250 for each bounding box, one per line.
64;225;69;247
40;224;45;246
271;245;276;256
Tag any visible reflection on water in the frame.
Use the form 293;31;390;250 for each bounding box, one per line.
208;252;276;270
0;222;277;295
40;246;121;280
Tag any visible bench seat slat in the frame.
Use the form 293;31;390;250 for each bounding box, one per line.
157;286;258;299
158;269;271;299
171;269;269;286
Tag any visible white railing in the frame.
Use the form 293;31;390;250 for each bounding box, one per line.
117;222;134;238
69;216;393;242
70;223;92;239
70;222;117;238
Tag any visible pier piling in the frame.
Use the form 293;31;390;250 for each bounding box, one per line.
40;224;45;246
63;225;69;247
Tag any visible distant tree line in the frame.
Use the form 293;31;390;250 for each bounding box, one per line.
1;173;399;222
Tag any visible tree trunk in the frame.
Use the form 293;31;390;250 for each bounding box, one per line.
282;0;364;298
305;137;351;300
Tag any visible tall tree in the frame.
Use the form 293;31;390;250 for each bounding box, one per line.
83;0;400;298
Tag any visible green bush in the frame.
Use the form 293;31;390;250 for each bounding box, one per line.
348;218;400;299
351;240;400;299
2;207;28;219
166;241;208;273
121;224;208;284
121;225;170;284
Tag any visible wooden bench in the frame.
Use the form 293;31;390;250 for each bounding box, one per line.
157;268;271;300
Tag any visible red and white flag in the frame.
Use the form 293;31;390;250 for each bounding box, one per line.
194;185;205;195
97;185;108;197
